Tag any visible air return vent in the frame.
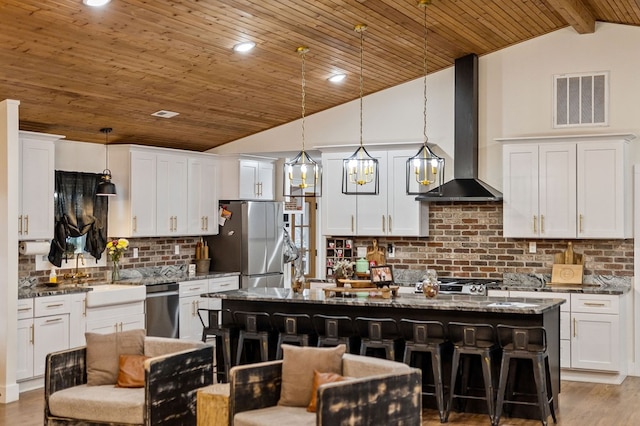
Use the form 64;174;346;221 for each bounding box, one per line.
554;71;608;128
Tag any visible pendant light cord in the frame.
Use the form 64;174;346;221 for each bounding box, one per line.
299;47;307;153
356;24;366;148
422;0;429;145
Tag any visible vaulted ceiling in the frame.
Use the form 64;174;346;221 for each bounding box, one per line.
1;0;639;151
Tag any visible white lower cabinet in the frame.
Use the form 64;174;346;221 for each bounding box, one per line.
507;290;627;382
17;295;70;382
85;301;145;335
179;276;239;340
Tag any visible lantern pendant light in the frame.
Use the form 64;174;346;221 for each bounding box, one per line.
96;127;117;197
283;46;322;199
342;24;379;195
406;0;444;196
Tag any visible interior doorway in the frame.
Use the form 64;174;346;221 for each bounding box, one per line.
291;197;317;278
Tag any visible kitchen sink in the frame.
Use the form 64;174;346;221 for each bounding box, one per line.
86;284;146;308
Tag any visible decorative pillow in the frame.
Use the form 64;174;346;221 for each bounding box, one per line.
278;344;346;407
85;329;145;386
306;370;347;413
116;354;149;388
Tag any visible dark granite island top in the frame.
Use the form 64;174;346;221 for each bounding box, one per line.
204;288;563;420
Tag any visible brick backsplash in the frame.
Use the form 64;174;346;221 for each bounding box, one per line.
350;202;633;279
19;236;202;285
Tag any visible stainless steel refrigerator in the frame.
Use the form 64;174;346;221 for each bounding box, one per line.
206;201;284;288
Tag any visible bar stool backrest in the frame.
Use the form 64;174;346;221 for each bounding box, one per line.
448;322;496;348
272;313;314;336
497;325;547;352
399;319;445;344
355;317;399;341
234;311;271;333
313;314;353;339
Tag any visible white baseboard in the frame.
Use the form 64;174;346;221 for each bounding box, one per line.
561;368;626;385
0;383;20;403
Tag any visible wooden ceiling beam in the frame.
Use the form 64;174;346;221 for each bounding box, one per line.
545;0;596;34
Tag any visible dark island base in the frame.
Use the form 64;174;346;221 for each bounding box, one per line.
221;299;560;421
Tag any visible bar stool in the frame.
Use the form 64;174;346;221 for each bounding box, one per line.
313;314;355;353
197;308;238;383
399;319;450;423
495;325;557;426
233;311;272;365
354;317;403;361
271;312;315;359
445;322;500;425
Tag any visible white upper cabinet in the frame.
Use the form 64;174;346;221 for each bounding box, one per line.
187;156;218;235
218;156;275;201
109;145;217;238
321;149;428;237
19;131;60;241
156;153;188;235
500;134;634;239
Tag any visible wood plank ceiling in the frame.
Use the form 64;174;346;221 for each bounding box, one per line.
0;0;639;152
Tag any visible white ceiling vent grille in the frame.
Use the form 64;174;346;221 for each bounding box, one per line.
553;71;608;128
151;110;180;118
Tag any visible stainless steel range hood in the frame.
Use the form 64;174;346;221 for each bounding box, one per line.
416;53;502;202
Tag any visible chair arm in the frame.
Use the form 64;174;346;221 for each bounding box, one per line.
316;368;422;426
44;346;87;422
229;360;283;418
145;345;214;425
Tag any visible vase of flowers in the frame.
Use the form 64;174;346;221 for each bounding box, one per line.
106;238;129;282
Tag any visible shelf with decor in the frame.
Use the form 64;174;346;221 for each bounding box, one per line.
325;237;355;278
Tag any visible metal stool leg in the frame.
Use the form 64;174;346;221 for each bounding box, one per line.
236;333;246;366
431;347;446;423
532;354;550;426
445;349;461;422
495;352;511;425
480;350;496;424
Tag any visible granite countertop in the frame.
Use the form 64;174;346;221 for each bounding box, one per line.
19;271;240;299
203;288;565;315
496;273;631;295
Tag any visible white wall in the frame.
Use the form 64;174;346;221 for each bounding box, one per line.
212;22;640;191
55;140;105;173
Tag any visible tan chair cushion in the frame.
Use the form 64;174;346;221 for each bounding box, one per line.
234;405;315;426
306;370;347;413
48;384;144;424
117;354;148;388
341;353;411;378
277;344;345;407
85;329;145;386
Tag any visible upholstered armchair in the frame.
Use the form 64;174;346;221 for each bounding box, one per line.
44;335;213;425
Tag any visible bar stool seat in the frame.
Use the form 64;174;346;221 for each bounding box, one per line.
313;314;355;353
445;322;500;425
495;325;557;426
400;319;450;423
233;311;272;365
271;312;315;359
198;308;238;383
354;317;403;361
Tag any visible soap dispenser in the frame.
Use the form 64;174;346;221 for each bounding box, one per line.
49;267;57;284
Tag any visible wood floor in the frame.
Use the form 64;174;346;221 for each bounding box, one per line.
3;377;640;425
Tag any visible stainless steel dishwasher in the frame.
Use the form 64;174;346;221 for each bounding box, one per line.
145;282;179;338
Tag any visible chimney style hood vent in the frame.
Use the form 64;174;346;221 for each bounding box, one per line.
416;53;502;202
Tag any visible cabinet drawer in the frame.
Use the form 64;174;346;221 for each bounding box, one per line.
509;290;570;312
210;277;239;292
179;279;209;297
571;294;619;314
35;295;70;316
17;298;34;319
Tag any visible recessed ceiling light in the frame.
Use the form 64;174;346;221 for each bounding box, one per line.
328;73;347;83
151;110;180;118
82;0;111;7
233;41;256;53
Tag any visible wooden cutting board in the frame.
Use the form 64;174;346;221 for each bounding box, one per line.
550;264;584;285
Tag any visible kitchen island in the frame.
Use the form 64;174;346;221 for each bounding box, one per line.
205;288;564;418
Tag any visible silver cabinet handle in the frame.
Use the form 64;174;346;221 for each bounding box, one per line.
30;324;34;344
24;215;29;235
382;215;385;232
46;303;64;308
18;215;22;235
133;216;137;233
83;298;87;316
18;307;32;312
583;302;606;307
573;318;577;338
533;215;537;233
351;215;355;233
541;215;545;234
388;215;392;233
45;318;62;323
579;214;584;233
205;216;209;231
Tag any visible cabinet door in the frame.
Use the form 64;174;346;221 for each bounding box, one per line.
130;150;157;236
20;138;55;240
239;160;259;199
188;157;218;235
571;312;620;371
69;293;87;348
577;142;625;238
16;318;34;381
538;143;576;238
179;295;204;340
356;150;387;235
321;154;356;235
387;149;428;236
502;144;539;238
156;153;188;235
257;162;275;200
119;314;146;332
34;314;70;377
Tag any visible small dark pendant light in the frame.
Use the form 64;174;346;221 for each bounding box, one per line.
96;127;116;197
